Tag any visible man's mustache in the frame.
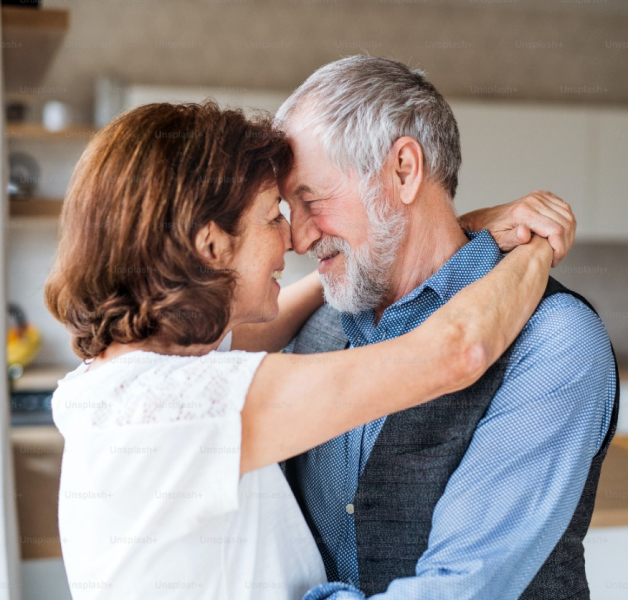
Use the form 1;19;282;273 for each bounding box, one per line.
308;236;349;261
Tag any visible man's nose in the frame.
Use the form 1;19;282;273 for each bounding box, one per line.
290;211;322;255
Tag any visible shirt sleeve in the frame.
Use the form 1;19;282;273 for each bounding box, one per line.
302;294;616;600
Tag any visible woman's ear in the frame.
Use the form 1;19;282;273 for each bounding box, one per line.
195;221;234;269
391;136;424;206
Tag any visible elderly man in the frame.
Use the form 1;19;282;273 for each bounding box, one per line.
277;57;619;600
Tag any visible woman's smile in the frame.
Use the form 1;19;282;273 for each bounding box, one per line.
271;269;283;290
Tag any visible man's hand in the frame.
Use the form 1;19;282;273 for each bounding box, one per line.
459;191;576;267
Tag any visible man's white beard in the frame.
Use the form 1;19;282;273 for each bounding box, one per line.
308;187;407;314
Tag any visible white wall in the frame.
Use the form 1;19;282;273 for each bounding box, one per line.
451;101;628;242
584;527;628;599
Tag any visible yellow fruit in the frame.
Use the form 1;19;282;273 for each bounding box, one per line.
7;325;41;368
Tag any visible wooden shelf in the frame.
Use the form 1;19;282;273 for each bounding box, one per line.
10;198;63;218
1;7;70;92
2;6;68;30
6;122;99;141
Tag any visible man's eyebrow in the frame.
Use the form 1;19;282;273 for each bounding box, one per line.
294;184;315;198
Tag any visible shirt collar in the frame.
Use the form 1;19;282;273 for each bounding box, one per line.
340;229;503;345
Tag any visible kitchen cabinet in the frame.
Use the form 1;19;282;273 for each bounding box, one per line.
11;427;63;560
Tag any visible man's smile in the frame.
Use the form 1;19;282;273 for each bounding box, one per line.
318;251;341;273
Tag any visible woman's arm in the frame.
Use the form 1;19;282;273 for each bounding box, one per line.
240;236;553;474
230;270;323;352
459;190;576;267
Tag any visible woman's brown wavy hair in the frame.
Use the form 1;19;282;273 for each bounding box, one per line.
45;101;292;360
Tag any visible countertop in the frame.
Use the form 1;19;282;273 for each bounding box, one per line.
11;365;75;393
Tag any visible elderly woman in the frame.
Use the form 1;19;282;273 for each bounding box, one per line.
46;101;553;599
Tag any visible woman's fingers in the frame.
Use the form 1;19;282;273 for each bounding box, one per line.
535;191;577;263
476;190;576;266
532;191;574;222
510;191;576;266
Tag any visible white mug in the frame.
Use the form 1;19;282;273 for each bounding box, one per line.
43;101;73;132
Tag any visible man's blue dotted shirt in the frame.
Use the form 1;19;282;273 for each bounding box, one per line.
301;230;616;600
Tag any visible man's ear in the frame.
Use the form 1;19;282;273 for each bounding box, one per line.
194;221;234;269
391;136;424;206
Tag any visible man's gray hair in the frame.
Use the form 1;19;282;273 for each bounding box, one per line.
276;55;462;198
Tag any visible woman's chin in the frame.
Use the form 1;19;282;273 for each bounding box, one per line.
258;300;280;324
266;304;280;322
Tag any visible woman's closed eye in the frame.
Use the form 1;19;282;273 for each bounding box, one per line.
272;213;286;224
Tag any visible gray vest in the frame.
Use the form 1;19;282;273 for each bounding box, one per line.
284;278;620;599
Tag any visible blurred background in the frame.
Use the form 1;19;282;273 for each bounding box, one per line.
0;0;626;598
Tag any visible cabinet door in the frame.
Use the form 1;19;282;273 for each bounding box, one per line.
450;101;594;239
590;110;628;240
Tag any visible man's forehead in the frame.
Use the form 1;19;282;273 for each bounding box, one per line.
286;121;326;158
